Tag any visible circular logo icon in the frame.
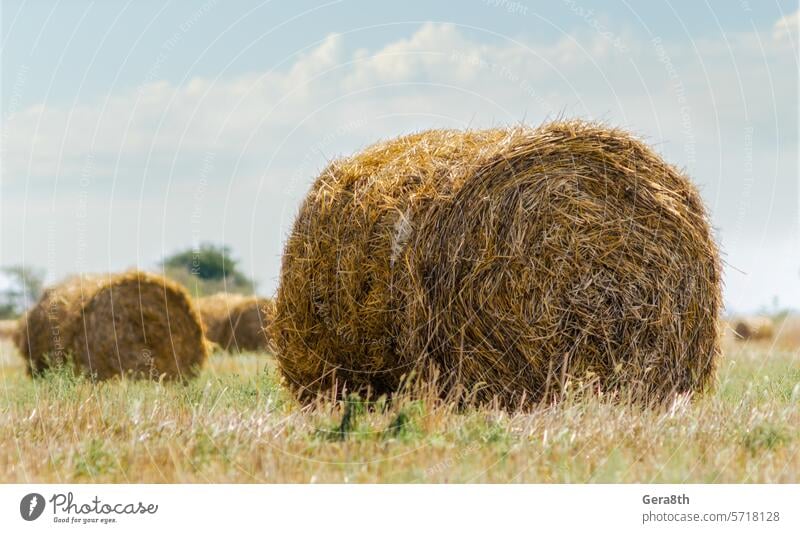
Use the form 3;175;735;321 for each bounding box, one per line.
20;493;45;521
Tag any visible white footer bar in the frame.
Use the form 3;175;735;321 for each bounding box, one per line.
2;484;798;532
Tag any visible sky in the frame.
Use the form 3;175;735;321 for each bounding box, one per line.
1;0;798;314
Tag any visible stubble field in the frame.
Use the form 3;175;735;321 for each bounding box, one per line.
0;333;798;483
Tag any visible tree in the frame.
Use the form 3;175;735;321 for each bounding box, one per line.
161;243;255;296
0;265;45;318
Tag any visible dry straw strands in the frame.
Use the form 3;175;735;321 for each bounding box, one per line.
733;317;774;341
272;120;722;407
196;293;273;353
15;271;208;380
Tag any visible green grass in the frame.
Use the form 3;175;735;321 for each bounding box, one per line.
0;338;798;482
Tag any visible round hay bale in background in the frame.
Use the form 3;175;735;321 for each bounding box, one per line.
272;120;722;406
196;293;273;352
0;320;17;340
196;293;248;347
733;317;774;341
15;271;208;380
774;316;800;350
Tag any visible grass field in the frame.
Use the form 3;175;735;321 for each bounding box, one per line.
0;335;798;483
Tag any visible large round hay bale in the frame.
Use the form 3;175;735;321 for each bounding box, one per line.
733;317;774;341
196;293;273;352
15;271;208;380
272;121;722;406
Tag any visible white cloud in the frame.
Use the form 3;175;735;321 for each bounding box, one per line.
1;22;797;310
3;22;792;183
774;8;799;40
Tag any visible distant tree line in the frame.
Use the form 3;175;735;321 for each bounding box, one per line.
0;266;44;319
0;244;254;319
161;243;256;297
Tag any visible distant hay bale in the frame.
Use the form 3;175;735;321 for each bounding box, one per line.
196;293;248;348
15;271;208;380
196;293;273;353
733;317;774;341
272;120;722;406
0;320;17;340
774;316;800;349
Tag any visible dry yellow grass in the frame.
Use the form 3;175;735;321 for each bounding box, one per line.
1;332;797;483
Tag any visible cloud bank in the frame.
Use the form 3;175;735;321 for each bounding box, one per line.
2;20;797;311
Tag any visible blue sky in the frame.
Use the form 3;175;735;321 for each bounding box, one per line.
1;0;798;312
2;1;794;108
